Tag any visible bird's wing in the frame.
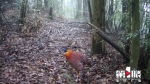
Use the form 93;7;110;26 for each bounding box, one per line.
69;60;83;71
79;54;88;64
68;55;83;71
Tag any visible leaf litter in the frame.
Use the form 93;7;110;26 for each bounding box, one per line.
0;11;127;84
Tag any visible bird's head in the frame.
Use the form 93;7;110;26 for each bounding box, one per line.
64;50;73;59
62;47;67;52
62;47;73;59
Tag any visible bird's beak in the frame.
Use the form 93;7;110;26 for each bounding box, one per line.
64;52;68;56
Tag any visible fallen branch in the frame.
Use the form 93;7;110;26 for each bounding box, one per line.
87;22;130;62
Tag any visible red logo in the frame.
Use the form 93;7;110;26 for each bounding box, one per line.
125;70;130;76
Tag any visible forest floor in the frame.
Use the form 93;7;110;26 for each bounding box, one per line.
0;9;127;84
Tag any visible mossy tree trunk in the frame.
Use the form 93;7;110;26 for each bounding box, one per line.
101;0;106;54
108;0;113;29
87;0;92;22
91;0;105;55
48;0;53;20
146;29;150;80
19;0;28;25
49;7;53;20
126;1;131;54
130;0;140;69
146;55;150;80
122;0;131;61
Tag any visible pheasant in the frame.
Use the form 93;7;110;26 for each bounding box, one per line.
62;47;88;74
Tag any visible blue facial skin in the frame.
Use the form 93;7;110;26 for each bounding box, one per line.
62;47;67;52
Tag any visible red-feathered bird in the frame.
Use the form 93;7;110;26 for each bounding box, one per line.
62;47;88;74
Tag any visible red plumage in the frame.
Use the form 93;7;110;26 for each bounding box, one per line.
64;50;88;72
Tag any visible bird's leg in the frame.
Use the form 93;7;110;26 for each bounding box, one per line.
80;70;83;84
76;70;84;84
75;71;80;83
76;71;79;75
87;70;90;84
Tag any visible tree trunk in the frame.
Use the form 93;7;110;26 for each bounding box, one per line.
0;1;3;25
87;0;92;22
126;1;131;55
19;0;28;24
101;0;106;54
146;58;150;81
83;0;87;20
49;7;53;20
130;0;140;69
44;0;48;7
76;0;82;19
146;27;150;81
122;0;131;61
91;0;105;55
108;0;113;28
37;0;42;9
